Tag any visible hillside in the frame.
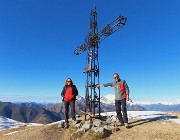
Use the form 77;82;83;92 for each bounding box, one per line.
0;102;61;124
0;111;179;140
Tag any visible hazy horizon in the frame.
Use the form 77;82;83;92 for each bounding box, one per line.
0;94;179;104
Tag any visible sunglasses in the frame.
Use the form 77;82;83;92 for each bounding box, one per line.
66;81;71;83
114;76;118;79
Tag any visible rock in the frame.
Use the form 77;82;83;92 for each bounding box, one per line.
58;121;64;128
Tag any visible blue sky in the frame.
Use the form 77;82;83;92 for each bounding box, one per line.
0;0;180;103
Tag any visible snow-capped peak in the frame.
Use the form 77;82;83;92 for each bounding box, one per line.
100;94;180;105
100;94;115;104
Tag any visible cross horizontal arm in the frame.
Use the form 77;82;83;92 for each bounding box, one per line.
98;16;127;42
74;15;127;55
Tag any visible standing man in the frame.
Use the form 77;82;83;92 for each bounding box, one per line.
97;73;130;128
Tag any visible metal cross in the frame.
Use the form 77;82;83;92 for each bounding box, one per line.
74;6;127;120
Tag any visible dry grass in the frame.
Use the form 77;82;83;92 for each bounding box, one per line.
0;112;180;140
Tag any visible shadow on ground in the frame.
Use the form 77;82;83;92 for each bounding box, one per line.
128;114;178;128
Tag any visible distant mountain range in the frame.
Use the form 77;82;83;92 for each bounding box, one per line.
101;94;180;112
0;101;61;124
0;94;179;124
137;103;180;112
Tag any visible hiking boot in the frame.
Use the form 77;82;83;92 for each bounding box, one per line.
124;123;130;128
116;121;124;126
64;122;69;129
72;120;78;125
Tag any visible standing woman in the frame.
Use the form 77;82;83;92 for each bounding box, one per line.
61;78;78;128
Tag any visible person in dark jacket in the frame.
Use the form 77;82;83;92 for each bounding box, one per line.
97;73;130;128
61;78;78;128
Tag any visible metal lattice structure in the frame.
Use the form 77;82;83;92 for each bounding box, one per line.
74;7;127;120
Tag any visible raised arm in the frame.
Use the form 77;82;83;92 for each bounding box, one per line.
96;83;114;87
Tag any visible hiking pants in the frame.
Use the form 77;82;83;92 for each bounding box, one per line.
115;99;128;123
64;100;76;122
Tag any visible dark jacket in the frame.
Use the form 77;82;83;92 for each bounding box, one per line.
61;85;78;101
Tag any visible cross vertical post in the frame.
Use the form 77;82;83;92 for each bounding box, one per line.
84;7;100;120
74;6;127;120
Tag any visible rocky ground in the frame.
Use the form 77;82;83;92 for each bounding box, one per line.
0;112;180;140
